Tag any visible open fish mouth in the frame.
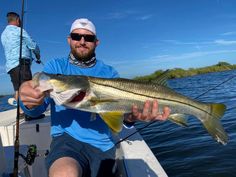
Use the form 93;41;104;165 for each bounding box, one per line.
50;89;87;105
69;91;87;103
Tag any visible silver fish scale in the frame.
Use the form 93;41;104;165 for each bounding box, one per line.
88;76;208;112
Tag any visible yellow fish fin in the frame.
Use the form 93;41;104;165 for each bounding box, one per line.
100;112;124;133
202;103;228;145
209;103;226;119
168;113;189;127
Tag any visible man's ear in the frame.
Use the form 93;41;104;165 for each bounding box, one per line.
17;18;21;27
95;39;100;46
67;36;71;45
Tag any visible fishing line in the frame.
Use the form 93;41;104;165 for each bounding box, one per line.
13;0;25;176
115;72;236;146
195;74;236;99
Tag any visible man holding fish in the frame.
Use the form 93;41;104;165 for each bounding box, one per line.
19;18;170;177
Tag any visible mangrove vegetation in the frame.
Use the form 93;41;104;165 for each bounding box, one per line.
134;62;236;81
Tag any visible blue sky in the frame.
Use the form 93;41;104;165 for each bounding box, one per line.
1;0;236;95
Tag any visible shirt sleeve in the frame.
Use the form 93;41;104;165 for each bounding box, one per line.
20;97;50;117
22;29;40;56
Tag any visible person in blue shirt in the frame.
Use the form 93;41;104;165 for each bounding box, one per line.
1;12;42;118
19;18;170;177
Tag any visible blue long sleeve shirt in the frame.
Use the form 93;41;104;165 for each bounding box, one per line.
1;25;40;72
21;57;119;152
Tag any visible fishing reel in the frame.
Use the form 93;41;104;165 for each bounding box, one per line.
19;144;37;165
19;144;49;166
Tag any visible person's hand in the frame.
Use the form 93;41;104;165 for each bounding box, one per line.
19;80;47;109
35;53;40;60
124;100;171;123
35;59;41;64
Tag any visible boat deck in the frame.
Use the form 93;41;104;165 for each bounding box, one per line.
0;109;168;177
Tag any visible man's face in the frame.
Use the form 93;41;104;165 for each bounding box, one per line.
67;29;99;61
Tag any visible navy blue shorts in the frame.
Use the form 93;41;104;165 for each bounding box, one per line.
8;63;32;91
45;133;117;177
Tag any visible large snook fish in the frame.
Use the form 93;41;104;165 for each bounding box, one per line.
33;72;228;145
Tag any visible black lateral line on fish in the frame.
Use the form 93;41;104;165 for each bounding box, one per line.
89;79;219;117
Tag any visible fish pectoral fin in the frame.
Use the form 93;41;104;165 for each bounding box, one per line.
168;113;189;127
100;112;124;133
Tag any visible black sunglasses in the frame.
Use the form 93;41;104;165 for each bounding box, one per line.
70;33;96;42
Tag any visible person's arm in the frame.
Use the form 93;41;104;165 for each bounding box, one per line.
19;80;49;117
22;29;40;60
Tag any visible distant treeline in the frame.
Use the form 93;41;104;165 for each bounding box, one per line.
134;62;236;81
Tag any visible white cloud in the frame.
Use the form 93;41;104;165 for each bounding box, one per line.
214;39;236;45
161;40;198;45
106;10;138;20
106;10;153;21
137;14;153;20
115;49;236;78
110;49;235;71
221;31;236;36
150;49;235;62
161;39;236;47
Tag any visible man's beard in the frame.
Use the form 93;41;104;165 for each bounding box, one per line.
71;46;95;61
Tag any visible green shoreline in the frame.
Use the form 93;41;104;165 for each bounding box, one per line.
134;61;236;81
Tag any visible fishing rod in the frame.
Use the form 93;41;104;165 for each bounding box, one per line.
115;71;236;145
33;57;44;66
13;0;25;176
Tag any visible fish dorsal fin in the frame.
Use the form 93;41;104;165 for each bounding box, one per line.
99;112;124;133
152;69;170;86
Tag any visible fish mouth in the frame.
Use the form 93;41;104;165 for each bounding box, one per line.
69;91;86;103
50;89;87;106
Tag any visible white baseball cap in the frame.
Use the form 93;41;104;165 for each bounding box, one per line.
70;18;96;35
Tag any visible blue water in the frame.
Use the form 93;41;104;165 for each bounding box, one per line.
0;95;15;112
136;70;236;177
0;70;236;177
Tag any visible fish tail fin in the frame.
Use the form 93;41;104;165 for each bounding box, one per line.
210;103;226;119
202;103;228;145
99;112;124;133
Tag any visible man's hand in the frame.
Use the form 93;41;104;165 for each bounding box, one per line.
19;80;47;109
34;52;41;64
35;59;41;64
34;53;40;60
124;100;171;123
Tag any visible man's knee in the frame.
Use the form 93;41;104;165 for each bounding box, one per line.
49;157;82;177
